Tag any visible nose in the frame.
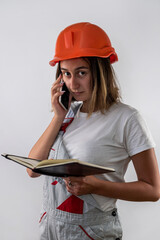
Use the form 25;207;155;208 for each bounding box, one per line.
70;75;80;90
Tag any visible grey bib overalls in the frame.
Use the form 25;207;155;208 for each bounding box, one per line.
39;103;122;240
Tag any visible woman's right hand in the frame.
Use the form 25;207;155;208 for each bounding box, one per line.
51;74;68;120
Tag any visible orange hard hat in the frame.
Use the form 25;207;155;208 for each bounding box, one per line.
49;22;118;66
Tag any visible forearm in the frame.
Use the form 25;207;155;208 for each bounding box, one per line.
93;178;160;202
64;150;160;201
27;75;69;177
27;116;64;177
28;116;63;159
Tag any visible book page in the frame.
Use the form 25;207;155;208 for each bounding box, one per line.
36;159;77;168
4;155;41;168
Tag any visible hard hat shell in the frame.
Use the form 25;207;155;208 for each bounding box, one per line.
49;22;118;66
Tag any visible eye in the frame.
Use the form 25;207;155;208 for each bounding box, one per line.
62;72;71;77
78;71;86;77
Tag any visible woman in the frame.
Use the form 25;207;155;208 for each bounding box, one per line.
27;22;160;240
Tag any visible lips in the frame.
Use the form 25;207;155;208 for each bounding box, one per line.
73;92;82;95
72;91;84;96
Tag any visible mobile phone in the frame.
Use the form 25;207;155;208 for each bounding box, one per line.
59;82;70;111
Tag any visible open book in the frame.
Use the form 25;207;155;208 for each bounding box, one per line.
1;153;115;177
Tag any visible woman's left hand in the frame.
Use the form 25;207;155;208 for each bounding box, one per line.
63;175;99;196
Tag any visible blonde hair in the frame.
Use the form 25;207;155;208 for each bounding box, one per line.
56;57;121;116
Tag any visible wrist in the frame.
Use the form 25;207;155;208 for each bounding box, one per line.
53;114;66;124
92;178;105;195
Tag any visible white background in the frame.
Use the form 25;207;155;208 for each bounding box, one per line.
0;0;160;239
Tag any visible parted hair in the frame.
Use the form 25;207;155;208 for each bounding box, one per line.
56;57;121;116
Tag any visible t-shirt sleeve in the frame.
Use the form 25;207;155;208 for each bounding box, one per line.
124;111;155;156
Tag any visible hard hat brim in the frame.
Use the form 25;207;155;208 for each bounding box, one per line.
49;50;118;66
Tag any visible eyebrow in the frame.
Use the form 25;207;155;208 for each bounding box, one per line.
60;66;89;71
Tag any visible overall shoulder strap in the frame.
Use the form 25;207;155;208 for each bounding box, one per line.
49;102;82;160
60;102;82;133
66;101;82;118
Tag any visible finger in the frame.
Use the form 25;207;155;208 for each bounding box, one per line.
55;74;62;84
68;177;83;183
51;74;62;91
51;83;63;98
52;91;65;105
63;178;69;185
68;180;77;187
51;82;63;93
64;178;75;187
66;185;73;194
67;183;75;190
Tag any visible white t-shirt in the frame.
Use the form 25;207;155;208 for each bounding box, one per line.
62;102;155;211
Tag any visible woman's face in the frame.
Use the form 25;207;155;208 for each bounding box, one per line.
60;58;92;111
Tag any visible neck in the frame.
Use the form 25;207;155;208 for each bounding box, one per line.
80;101;89;113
